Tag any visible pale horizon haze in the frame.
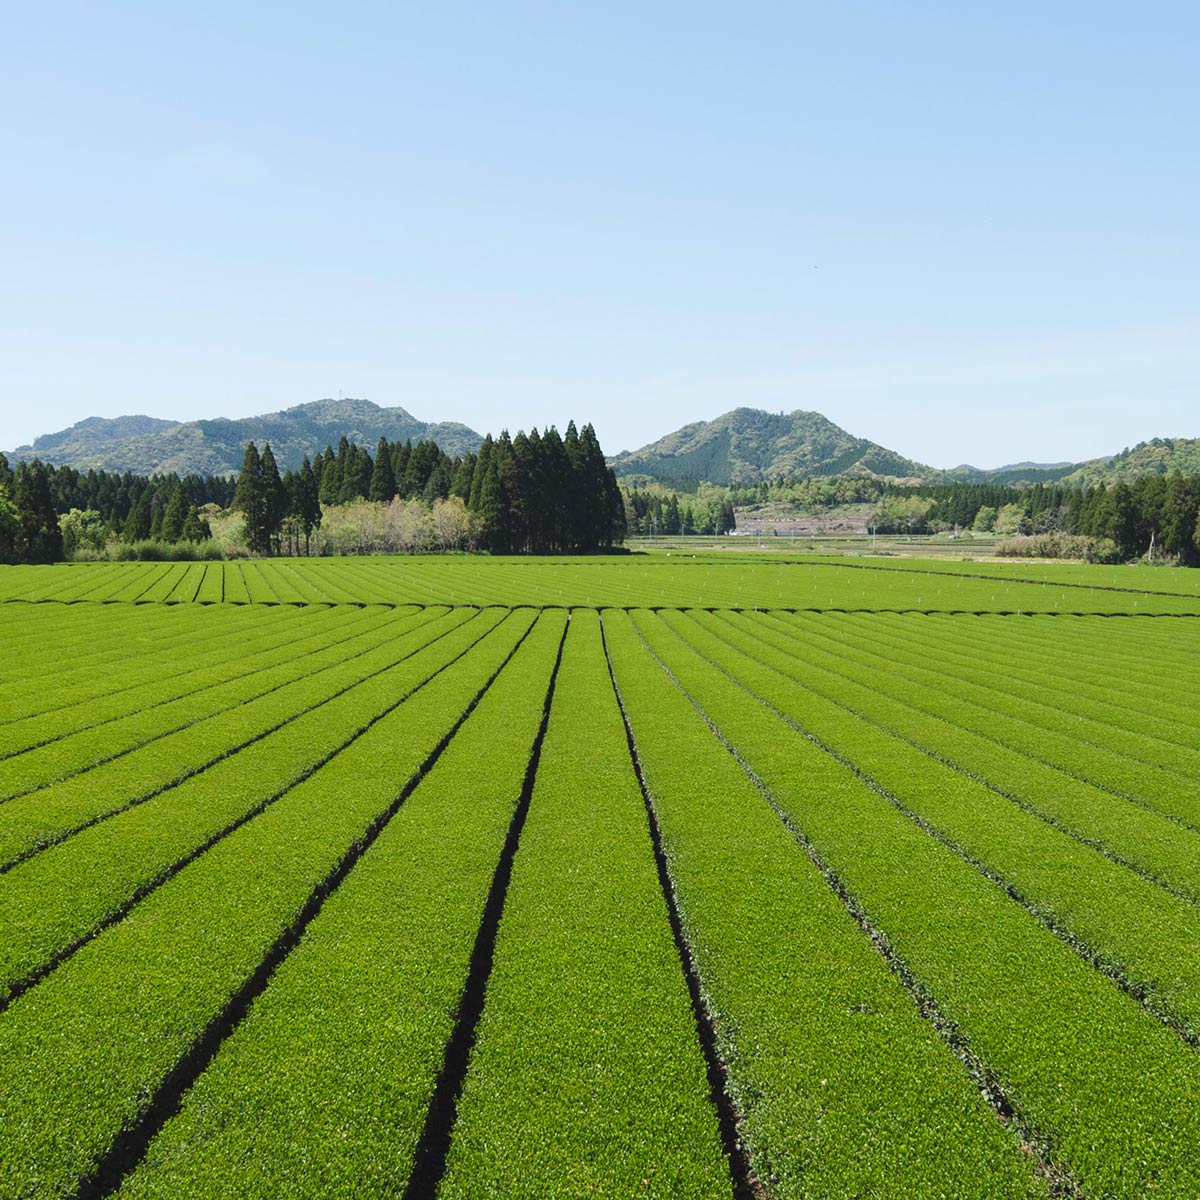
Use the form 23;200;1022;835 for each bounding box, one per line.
3;2;1198;469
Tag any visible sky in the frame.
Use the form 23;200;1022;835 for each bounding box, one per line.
3;1;1198;469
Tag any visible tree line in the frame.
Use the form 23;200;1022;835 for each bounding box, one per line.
233;420;626;555
0;453;233;563
8;438;1200;565
624;487;736;536
868;477;1200;562
628;473;1200;564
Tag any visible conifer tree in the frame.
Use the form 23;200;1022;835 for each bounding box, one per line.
317;446;341;505
391;440;412;497
339;443;372;502
605;467;627;543
148;491;165;540
423;458;452;503
160;483;188;543
537;426;569;548
13;460;62;562
259;443;287;552
0;483;20;563
181;506;211;542
450;453;475;502
1110;482;1140;558
234;441;272;554
1160;475;1200;561
664;494;682;535
124;490;152;542
320;438;349;506
284;455;323;555
368;436;396;501
578;424;609;547
468;437;493;511
298;455;322;552
476;457;508;553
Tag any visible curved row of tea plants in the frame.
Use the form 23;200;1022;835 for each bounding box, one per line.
0;607;471;865
111;611;568;1198
630;607;1200;1199
0;609;536;1199
697;609;1200;901
602;610;1047;1199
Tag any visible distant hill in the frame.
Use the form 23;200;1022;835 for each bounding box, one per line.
613;408;1200;488
611;408;931;485
1057;438;1200;486
932;460;1085;486
11;398;1198;488
935;440;1200;487
7;399;483;475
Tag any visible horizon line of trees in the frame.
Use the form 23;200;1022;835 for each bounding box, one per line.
868;477;1200;562
0;453;231;564
233;420;626;556
625;474;1200;564
624;487;736;537
6;445;1200;565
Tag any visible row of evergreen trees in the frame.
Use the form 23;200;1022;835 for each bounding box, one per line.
1059;476;1200;560
312;436;457;507
459;423;625;552
0;459;63;564
44;462;235;524
868;476;1200;561
625;488;736;536
232;420;626;555
0;452;229;562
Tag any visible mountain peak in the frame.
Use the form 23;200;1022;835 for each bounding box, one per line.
8;399;482;475
611;407;929;484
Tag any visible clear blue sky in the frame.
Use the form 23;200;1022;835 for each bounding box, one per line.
3;1;1198;468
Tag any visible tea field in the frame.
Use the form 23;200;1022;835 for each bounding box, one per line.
1;554;1198;1198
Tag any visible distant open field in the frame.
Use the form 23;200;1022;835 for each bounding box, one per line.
2;555;1199;1198
3;552;1200;611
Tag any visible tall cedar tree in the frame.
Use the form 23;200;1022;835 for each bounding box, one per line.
123;491;152;542
317;445;341;505
461;421;624;552
259;444;287;552
339;443;372;503
160;483;188;543
0;483;20;562
234;441;277;554
292;456;323;554
368;436;396;501
13;461;63;563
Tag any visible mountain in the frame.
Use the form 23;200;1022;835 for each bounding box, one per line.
613;409;1200;488
1057;438;1200;486
611;408;931;485
12;399;1198;488
932;460;1085;486
937;440;1200;487
8;399;483;475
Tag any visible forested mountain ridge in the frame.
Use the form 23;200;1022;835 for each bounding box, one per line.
610;408;931;485
7;399;482;476
930;439;1200;486
613;409;1200;487
12;401;1200;488
1057;438;1200;485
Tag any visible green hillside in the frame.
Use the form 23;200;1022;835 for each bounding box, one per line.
1058;437;1200;486
611;407;930;484
613;409;1200;488
8;398;482;475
